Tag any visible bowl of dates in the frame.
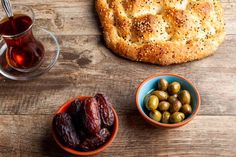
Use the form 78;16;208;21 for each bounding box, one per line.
136;73;200;128
52;94;119;156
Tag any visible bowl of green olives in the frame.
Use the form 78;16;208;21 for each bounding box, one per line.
136;73;200;128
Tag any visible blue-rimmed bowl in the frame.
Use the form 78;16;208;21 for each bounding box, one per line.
135;73;200;128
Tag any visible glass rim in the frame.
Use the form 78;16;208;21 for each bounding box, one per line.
0;5;35;39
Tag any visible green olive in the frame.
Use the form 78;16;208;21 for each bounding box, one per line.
146;95;159;111
181;104;192;115
152;90;169;101
144;94;150;110
172;94;178;98
170;100;182;113
178;90;191;104
162;111;170;123
168;82;181;95
158;101;170;111
157;79;169;91
170;112;185;123
144;94;150;104
167;95;178;104
149;110;162;122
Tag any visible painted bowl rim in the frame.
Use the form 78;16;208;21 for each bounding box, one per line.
135;73;201;128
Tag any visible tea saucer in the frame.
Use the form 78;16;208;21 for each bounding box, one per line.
0;28;60;80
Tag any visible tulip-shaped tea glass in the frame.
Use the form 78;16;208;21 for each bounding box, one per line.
0;5;60;80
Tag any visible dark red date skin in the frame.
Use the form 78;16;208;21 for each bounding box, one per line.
67;99;84;130
53;113;80;148
67;99;83;117
79;128;111;151
83;97;101;135
95;94;114;128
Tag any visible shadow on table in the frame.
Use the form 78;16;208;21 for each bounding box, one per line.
123;103;172;145
41;130;75;157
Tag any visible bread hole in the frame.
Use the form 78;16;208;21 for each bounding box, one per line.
171;53;175;59
164;24;172;41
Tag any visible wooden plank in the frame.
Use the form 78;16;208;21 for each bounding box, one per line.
0;115;235;157
0;0;235;157
7;0;236;35
0;34;235;115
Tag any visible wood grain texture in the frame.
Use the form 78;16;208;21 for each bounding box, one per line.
0;35;235;115
0;115;235;157
0;0;236;156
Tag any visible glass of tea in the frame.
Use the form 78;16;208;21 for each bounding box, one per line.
0;5;44;72
0;5;60;80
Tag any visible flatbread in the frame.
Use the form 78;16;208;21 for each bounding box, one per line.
96;0;225;65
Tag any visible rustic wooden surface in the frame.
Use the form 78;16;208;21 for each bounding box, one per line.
0;0;236;156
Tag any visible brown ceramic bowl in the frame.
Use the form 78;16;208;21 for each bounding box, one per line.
135;73;200;128
52;96;119;156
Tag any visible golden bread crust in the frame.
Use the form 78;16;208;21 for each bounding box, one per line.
96;0;225;65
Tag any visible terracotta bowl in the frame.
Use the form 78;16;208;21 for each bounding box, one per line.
52;96;119;156
136;73;200;128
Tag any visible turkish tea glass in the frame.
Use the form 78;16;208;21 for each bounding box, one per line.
0;5;60;80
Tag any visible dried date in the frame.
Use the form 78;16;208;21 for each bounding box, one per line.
67;99;83;117
67;99;84;130
95;94;114;127
83;97;101;135
53;113;80;148
79;128;111;151
78;129;87;142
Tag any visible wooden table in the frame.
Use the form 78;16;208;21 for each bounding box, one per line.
0;0;236;156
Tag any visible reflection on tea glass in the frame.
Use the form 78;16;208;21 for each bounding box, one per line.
0;5;44;72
